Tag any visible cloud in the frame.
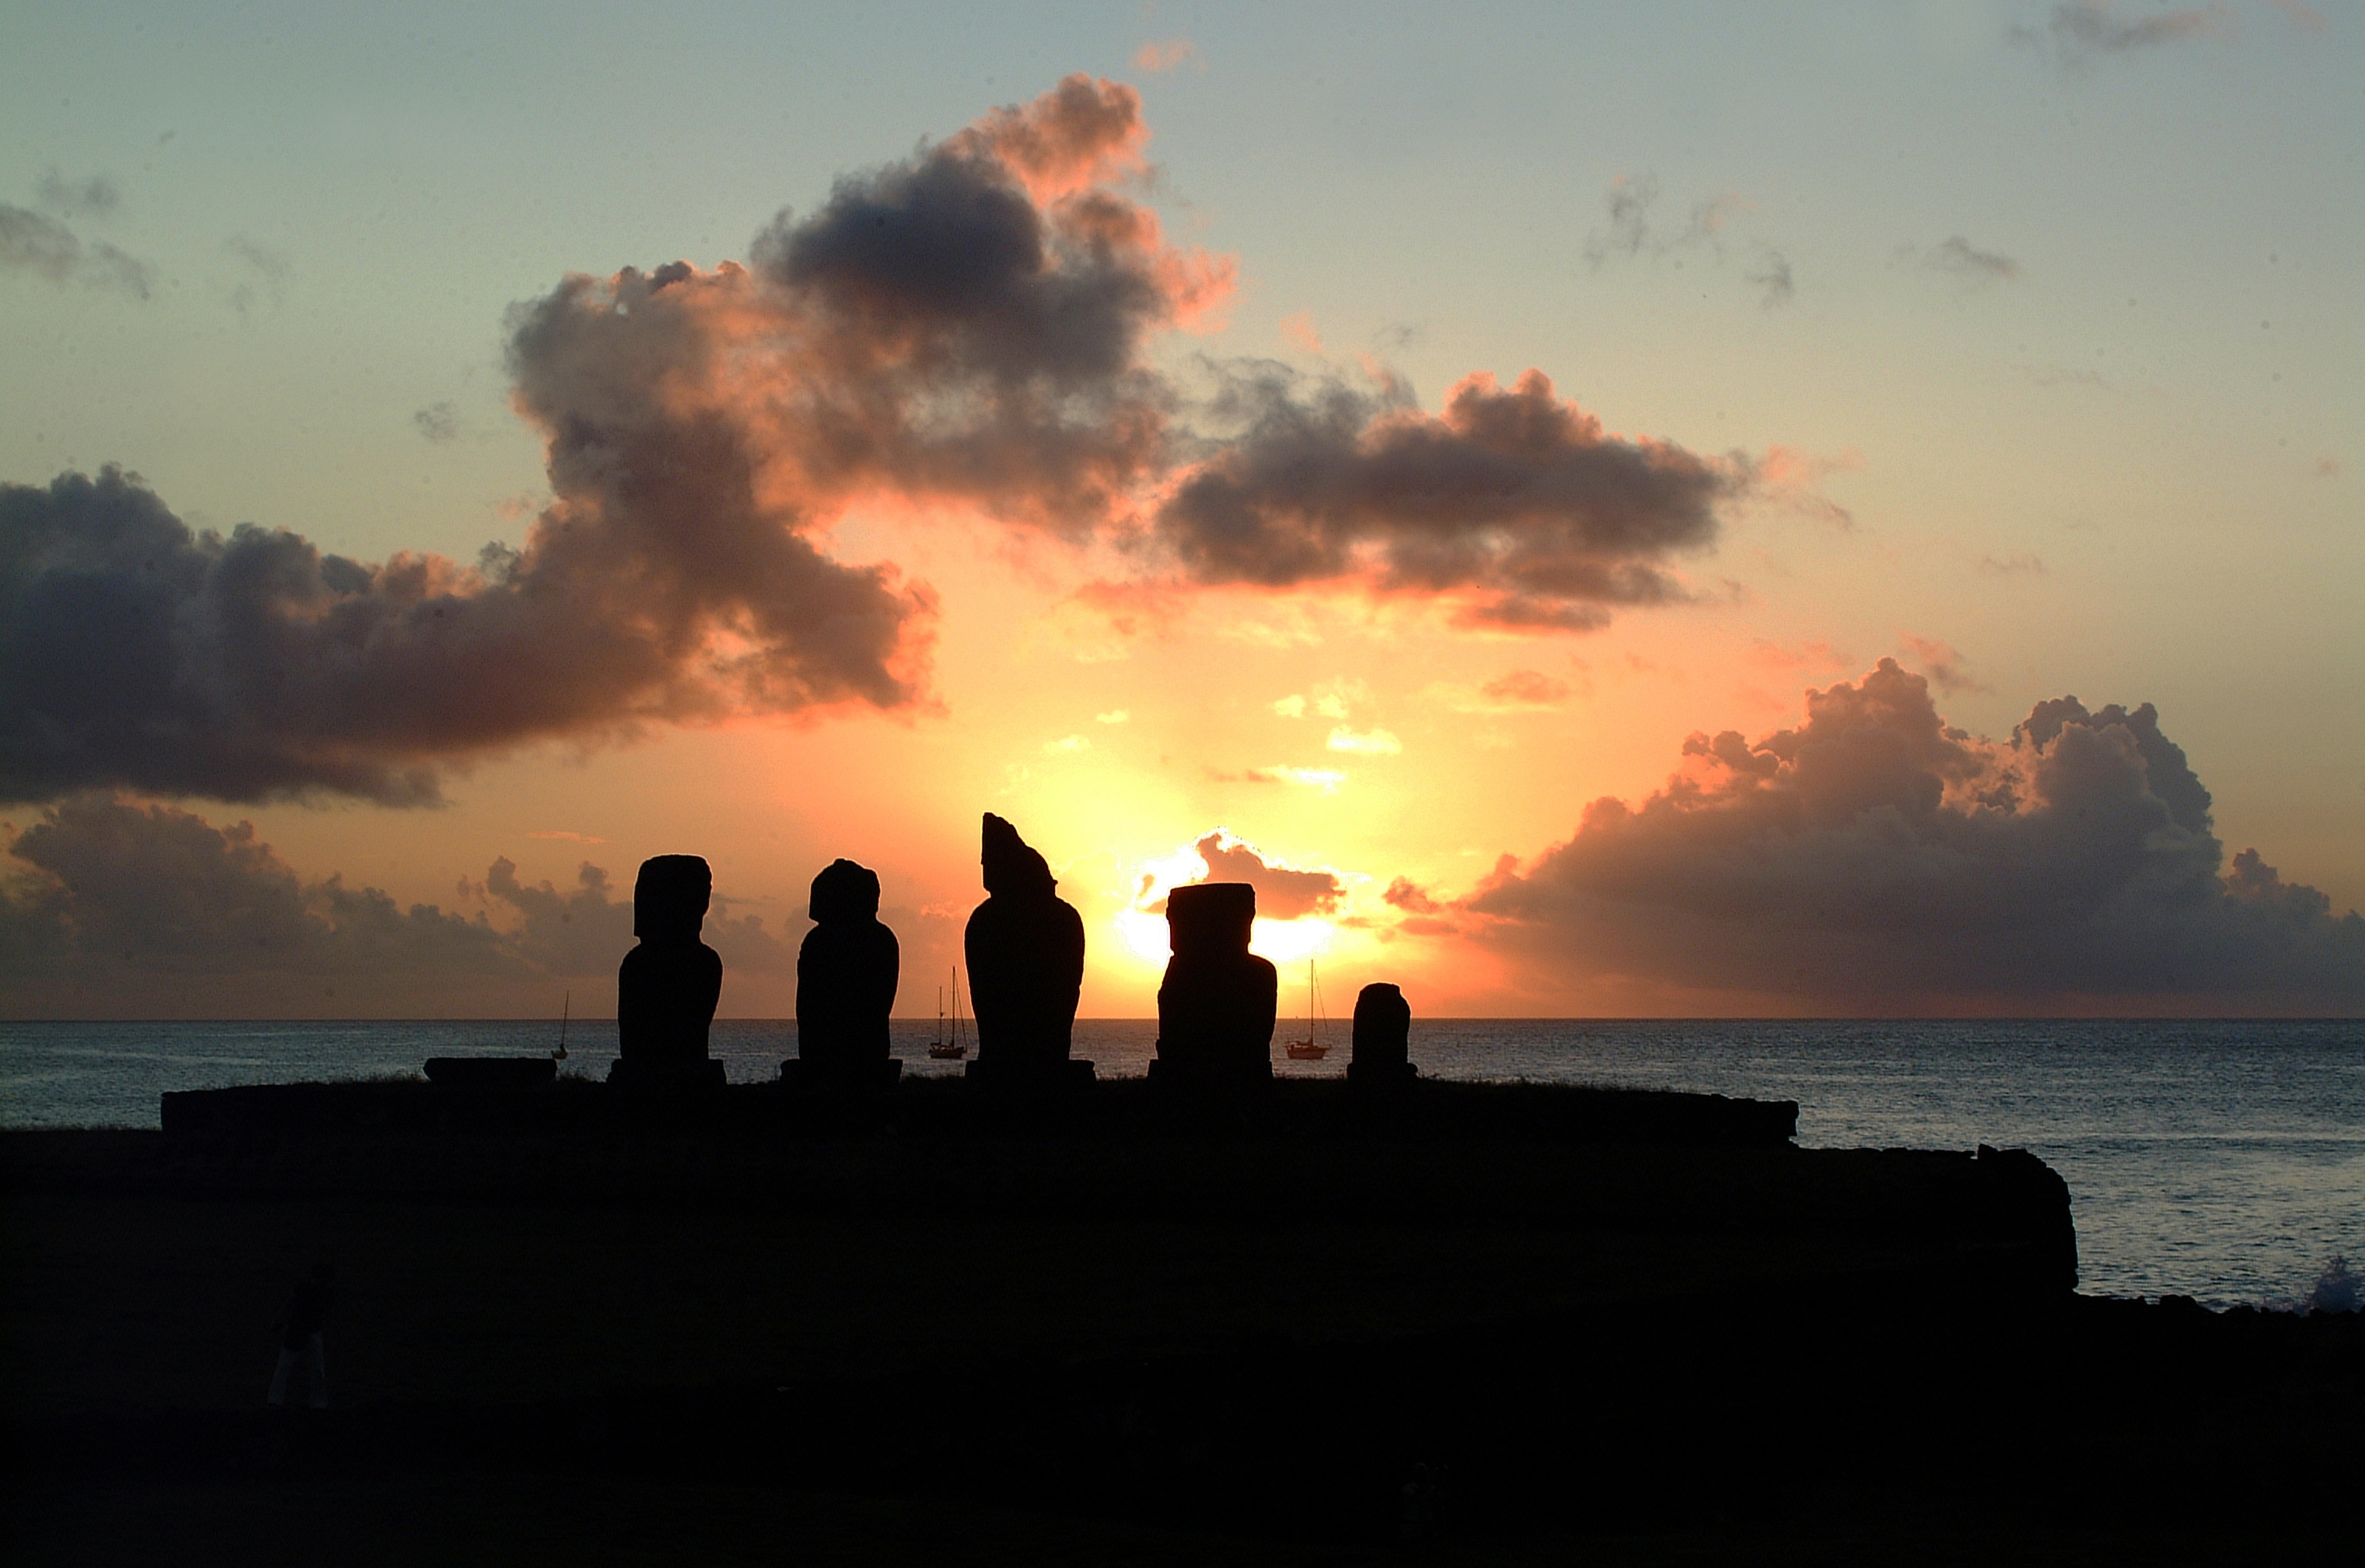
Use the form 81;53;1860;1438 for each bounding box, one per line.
1279;310;1323;354
1908;235;2023;286
4;77;1745;806
0;795;789;1015
1977;552;2045;576
1095;709;1129;724
1382;877;1445;915
1326;725;1401;755
1176;830;1345;918
2042;1;2229;61
1585;177;1740;265
0;204;152;298
1042;733;1091;754
413;402;460;443
0;464;933;804
1207;765;1345;789
1468;660;2365;1009
1746;247;1794;309
1745;639;1849;673
36;172;121;219
226;237;292;317
1159;364;1736;628
1133;38;1201;73
1587;177;1796;311
1271;695;1309;719
1901;634;1988;695
1433;669;1572;712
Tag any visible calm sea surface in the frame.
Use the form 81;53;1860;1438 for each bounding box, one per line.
2;1017;2359;1310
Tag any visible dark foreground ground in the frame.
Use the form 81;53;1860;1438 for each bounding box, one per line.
3;1079;2357;1563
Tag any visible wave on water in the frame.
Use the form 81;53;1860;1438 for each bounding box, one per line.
2272;1255;2362;1314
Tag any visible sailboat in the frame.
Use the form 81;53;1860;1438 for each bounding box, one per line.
927;970;969;1059
1285;961;1330;1059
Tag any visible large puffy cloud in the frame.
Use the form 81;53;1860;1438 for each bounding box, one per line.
1468;660;2365;1010
3;75;1743;807
1156;366;1735;631
0;465;930;804
0;796;791;1017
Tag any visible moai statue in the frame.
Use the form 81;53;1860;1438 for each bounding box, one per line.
963;814;1091;1088
1149;882;1276;1092
611;855;725;1092
1347;982;1417;1090
789;858;901;1091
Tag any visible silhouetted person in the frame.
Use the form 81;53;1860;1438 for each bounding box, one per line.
611;854;724;1090
1151;882;1276;1090
268;1263;335;1409
794;858;900;1087
1348;982;1418;1090
964;814;1088;1087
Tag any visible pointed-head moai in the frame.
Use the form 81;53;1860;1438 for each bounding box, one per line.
963;814;1090;1087
1347;982;1417;1090
792;858;902;1090
611;854;726;1091
1150;881;1277;1092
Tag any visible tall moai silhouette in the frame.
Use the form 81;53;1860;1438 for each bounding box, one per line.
1347;982;1417;1090
963;814;1091;1088
1149;882;1276;1092
790;858;901;1091
611;854;726;1091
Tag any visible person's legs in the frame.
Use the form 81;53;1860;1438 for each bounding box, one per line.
268;1347;296;1405
305;1332;327;1409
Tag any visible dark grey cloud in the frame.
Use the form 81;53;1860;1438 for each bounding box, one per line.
1153;364;1735;627
413;402;459;443
36;172;121;219
0;795;790;1016
0;465;928;803
0;204;152;299
1468;660;2365;1008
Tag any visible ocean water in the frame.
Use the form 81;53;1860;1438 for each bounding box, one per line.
2;1017;2359;1311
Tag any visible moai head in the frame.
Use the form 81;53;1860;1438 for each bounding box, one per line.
809;858;881;924
632;855;712;943
981;813;1058;899
1166;882;1257;959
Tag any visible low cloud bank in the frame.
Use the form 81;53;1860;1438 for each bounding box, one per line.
4;76;1741;805
0;796;791;1016
1469;660;2365;1010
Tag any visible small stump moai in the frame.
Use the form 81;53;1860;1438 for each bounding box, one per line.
1347;982;1417;1091
786;858;902;1094
610;854;727;1093
964;814;1092;1090
1148;882;1277;1094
